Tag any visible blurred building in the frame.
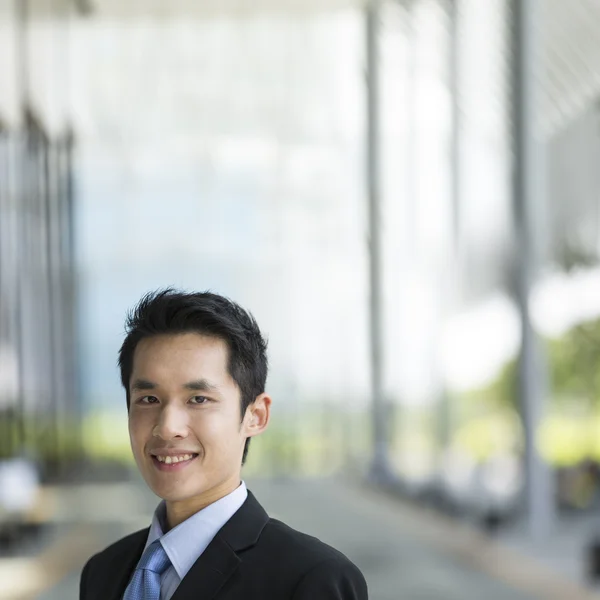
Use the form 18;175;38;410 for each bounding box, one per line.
0;0;78;519
2;0;600;515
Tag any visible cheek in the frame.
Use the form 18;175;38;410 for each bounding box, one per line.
128;412;152;446
192;410;243;444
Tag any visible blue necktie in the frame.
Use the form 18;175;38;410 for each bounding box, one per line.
123;540;171;600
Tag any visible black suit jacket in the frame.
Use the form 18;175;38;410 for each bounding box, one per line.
80;490;368;600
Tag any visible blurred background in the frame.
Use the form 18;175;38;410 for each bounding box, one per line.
2;0;600;598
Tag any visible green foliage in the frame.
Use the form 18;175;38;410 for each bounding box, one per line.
455;316;600;466
453;410;522;462
547;318;600;404
466;316;600;413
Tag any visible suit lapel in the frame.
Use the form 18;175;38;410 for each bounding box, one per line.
217;491;270;552
105;528;148;600
170;535;240;600
171;490;270;600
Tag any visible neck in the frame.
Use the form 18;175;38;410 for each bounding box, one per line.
164;478;242;530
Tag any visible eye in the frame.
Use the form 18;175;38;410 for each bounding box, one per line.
190;396;209;405
138;396;159;404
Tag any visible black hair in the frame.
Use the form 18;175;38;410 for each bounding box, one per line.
118;288;268;465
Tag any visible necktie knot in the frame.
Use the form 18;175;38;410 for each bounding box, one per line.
138;540;171;575
123;540;171;600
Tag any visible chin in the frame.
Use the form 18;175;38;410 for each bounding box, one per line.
157;486;206;503
145;472;207;500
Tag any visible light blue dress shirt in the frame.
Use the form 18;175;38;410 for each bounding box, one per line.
133;481;248;600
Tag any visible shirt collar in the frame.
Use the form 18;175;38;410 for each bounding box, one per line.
145;481;248;580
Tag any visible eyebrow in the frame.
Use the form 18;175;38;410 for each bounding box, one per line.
130;379;156;392
183;379;220;393
130;378;220;393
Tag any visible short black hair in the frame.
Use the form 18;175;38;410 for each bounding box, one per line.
118;288;268;465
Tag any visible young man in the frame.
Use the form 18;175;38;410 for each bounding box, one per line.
79;289;368;600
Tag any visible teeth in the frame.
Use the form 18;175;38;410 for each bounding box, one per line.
155;454;194;464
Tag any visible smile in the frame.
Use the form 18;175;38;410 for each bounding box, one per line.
151;453;198;471
155;453;195;464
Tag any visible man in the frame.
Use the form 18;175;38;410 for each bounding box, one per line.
80;289;368;600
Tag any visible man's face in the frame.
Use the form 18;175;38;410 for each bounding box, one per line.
128;333;258;511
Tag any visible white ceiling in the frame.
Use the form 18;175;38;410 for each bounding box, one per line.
28;0;368;19
542;0;600;136
10;0;600;139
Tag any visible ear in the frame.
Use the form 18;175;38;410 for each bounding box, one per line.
242;393;271;439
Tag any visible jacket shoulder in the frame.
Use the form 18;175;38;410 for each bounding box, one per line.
80;528;148;600
241;518;367;598
84;527;148;570
261;517;357;568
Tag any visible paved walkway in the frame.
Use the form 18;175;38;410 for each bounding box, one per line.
1;475;596;600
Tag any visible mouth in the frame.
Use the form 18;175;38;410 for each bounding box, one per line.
150;453;199;472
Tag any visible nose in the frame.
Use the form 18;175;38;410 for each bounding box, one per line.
153;404;189;440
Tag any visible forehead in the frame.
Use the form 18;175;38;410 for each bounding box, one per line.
131;333;230;381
